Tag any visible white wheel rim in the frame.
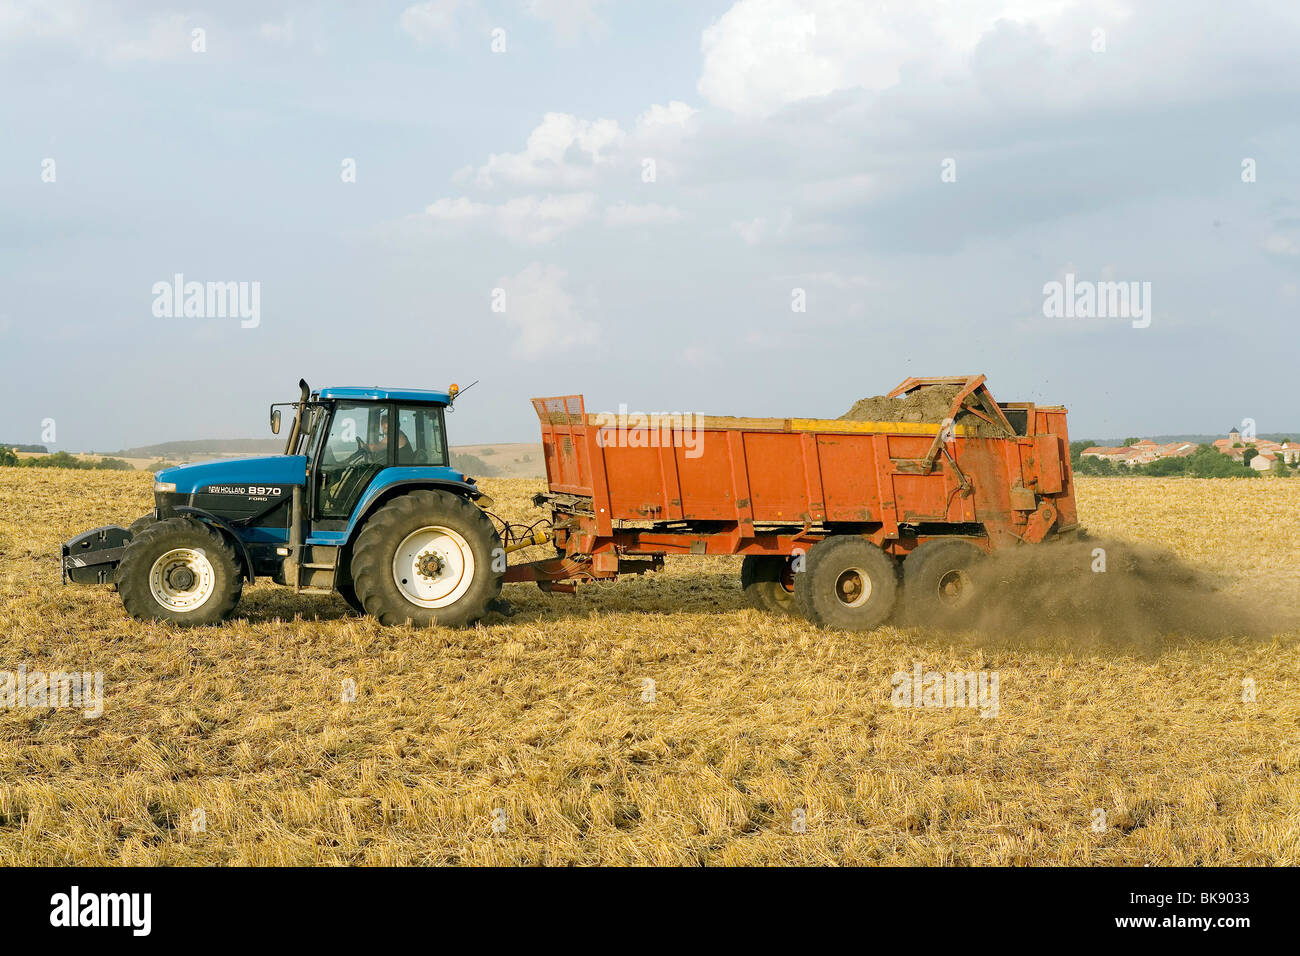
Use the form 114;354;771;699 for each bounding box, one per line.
148;548;216;612
392;526;475;609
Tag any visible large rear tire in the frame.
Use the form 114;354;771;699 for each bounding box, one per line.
794;535;898;631
117;517;243;625
903;538;986;628
335;578;365;614
740;555;796;615
350;490;502;627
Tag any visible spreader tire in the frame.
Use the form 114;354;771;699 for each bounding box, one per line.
794;536;898;631
740;555;797;615
350;490;501;627
903;538;987;628
117;517;242;626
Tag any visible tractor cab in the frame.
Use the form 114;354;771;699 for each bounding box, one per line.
270;382;462;533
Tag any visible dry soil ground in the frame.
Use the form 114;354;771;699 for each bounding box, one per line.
0;470;1297;864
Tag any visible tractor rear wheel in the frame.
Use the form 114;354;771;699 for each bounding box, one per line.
349;490;502;627
794;536;898;631
903;538;987;628
335;578;365;614
740;555;796;615
117;517;243;625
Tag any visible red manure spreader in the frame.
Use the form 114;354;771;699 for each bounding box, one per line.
503;375;1078;630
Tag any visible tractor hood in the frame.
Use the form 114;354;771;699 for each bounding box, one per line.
155;455;307;495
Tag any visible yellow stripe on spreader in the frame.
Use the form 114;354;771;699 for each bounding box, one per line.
582;414;973;436
789;418;972;436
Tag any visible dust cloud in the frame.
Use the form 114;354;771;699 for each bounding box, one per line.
955;536;1275;648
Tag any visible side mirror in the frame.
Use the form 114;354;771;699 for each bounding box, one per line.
270;408;282;435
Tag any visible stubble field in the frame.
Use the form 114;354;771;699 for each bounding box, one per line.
1;469;1297;865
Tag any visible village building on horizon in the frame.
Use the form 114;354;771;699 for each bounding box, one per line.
1083;427;1300;471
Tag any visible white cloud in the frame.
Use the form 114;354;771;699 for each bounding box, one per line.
495;263;597;357
0;0;93;46
259;17;295;45
629;101;698;179
604;202;683;226
459;102;697;189
1262;234;1300;257
399;0;465;46
697;0;1129;116
496;193;598;242
423;101;697;241
399;0;610;46
0;0;298;61
0;1;196;63
463;112;622;188
634;100;697;137
798;173;875;206
790;271;873;289
426;192;598;243
524;0;609;41
732;209;792;245
105;13;193;63
425;196;489;221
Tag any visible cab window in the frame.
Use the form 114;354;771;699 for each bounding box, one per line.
395;406;447;466
316;403;386;518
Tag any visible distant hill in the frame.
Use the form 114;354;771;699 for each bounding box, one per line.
1;443;49;453
451;443;545;478
98;438;547;477
107;438;285;459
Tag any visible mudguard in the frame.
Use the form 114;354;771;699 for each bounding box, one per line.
170;507;258;581
308;467;484;547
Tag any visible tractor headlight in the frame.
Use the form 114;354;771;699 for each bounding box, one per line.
153;480;177;493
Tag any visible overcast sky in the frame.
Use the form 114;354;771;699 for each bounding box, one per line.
2;0;1299;451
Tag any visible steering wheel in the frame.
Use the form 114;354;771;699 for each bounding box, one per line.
339;438;373;467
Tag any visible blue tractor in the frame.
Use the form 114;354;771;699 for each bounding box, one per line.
61;380;504;627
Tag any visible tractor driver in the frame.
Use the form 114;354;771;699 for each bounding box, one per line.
367;412;415;464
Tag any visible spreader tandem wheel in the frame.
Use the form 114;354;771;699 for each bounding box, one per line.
902;538;987;628
740;555;798;616
794;535;899;631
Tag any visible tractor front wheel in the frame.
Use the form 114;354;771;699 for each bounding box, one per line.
127;513;158;537
117;517;243;625
349;490;502;627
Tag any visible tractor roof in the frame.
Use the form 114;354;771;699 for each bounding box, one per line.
318;386;452;405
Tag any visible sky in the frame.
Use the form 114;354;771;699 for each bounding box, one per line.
2;0;1299;452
